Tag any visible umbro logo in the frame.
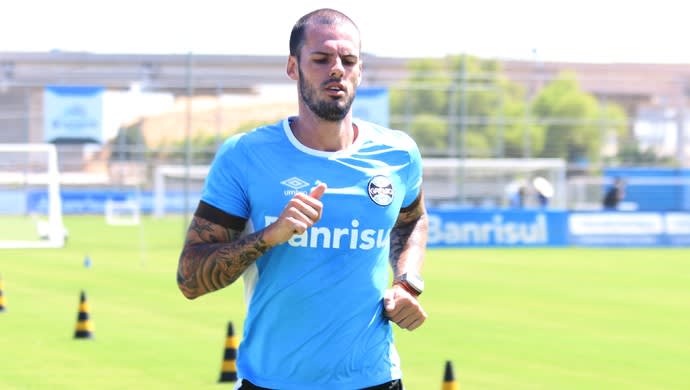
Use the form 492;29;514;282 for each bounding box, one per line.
281;176;310;196
281;177;310;190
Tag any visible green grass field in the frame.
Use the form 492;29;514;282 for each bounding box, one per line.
1;215;690;389
0;216;47;241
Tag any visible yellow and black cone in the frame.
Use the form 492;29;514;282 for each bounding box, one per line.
0;274;6;312
442;360;459;390
218;321;238;382
74;290;94;339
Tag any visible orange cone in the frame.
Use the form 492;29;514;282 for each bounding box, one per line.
74;291;94;339
218;321;238;382
442;360;459;390
0;274;6;312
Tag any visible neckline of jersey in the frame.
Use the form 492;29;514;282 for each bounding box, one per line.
282;117;366;158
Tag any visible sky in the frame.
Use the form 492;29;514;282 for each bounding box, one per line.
2;0;687;64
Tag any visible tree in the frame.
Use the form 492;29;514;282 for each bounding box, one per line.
110;119;147;161
390;55;540;157
531;71;627;163
616;137;676;166
406;114;448;155
391;58;628;162
390;58;450;117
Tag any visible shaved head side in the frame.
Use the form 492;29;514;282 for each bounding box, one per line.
289;8;361;58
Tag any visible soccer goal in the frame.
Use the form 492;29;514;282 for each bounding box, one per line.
105;197;142;226
422;158;567;209
0;143;66;248
153;164;210;218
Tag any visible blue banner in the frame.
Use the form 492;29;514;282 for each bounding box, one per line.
352;87;389;127
43;86;104;143
19;189;690;248
27;190;198;215
426;208;568;247
569;211;690;246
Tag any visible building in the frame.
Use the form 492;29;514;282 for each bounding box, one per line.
1;51;689;164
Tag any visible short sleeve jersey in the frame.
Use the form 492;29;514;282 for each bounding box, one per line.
201;117;423;390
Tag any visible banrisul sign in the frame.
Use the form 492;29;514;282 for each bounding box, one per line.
426;209;568;247
568;211;690;246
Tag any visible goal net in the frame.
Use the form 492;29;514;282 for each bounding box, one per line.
105;197;142;226
423;158;567;209
153;165;209;218
0;143;66;248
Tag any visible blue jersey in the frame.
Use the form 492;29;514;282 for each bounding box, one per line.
202;117;423;389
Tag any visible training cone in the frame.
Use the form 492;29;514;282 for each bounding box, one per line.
0;274;6;312
74;290;94;339
442;360;459;390
83;255;92;269
218;321;238;383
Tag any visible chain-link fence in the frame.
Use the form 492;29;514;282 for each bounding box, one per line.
1;52;689;211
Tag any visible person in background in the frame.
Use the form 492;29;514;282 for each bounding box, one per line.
536;190;549;208
603;177;626;210
176;8;428;390
532;176;554;208
510;185;526;208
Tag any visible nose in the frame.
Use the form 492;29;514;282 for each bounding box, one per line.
329;58;344;79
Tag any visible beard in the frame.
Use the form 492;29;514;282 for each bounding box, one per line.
298;65;355;122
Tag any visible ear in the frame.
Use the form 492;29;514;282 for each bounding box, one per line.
286;56;298;81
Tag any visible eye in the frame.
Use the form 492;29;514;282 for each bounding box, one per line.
311;55;329;64
342;56;358;66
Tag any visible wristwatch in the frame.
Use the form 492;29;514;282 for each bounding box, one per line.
394;272;424;297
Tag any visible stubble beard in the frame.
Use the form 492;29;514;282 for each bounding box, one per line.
298;65;354;122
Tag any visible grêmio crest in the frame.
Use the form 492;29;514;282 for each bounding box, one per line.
367;175;394;206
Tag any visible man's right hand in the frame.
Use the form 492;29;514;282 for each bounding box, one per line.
264;182;327;246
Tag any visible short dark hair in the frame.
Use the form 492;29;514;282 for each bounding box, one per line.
289;8;360;58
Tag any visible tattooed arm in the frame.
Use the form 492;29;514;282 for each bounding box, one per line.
177;183;327;300
389;190;428;279
383;190;429;330
176;215;271;299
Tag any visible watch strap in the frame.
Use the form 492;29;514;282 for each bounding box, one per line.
394;280;421;297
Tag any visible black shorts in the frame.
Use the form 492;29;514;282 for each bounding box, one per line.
237;378;403;390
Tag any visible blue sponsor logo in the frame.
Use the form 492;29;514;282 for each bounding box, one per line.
426;209;567;247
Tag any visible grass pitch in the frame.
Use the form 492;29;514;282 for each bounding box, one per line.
1;215;690;389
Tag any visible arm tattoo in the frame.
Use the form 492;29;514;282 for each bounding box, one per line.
389;193;428;277
177;216;271;299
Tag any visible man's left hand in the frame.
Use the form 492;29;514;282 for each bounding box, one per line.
383;285;427;330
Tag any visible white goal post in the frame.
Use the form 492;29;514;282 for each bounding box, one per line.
105;198;142;226
423;158;567;208
153;164;210;218
0;143;66;248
